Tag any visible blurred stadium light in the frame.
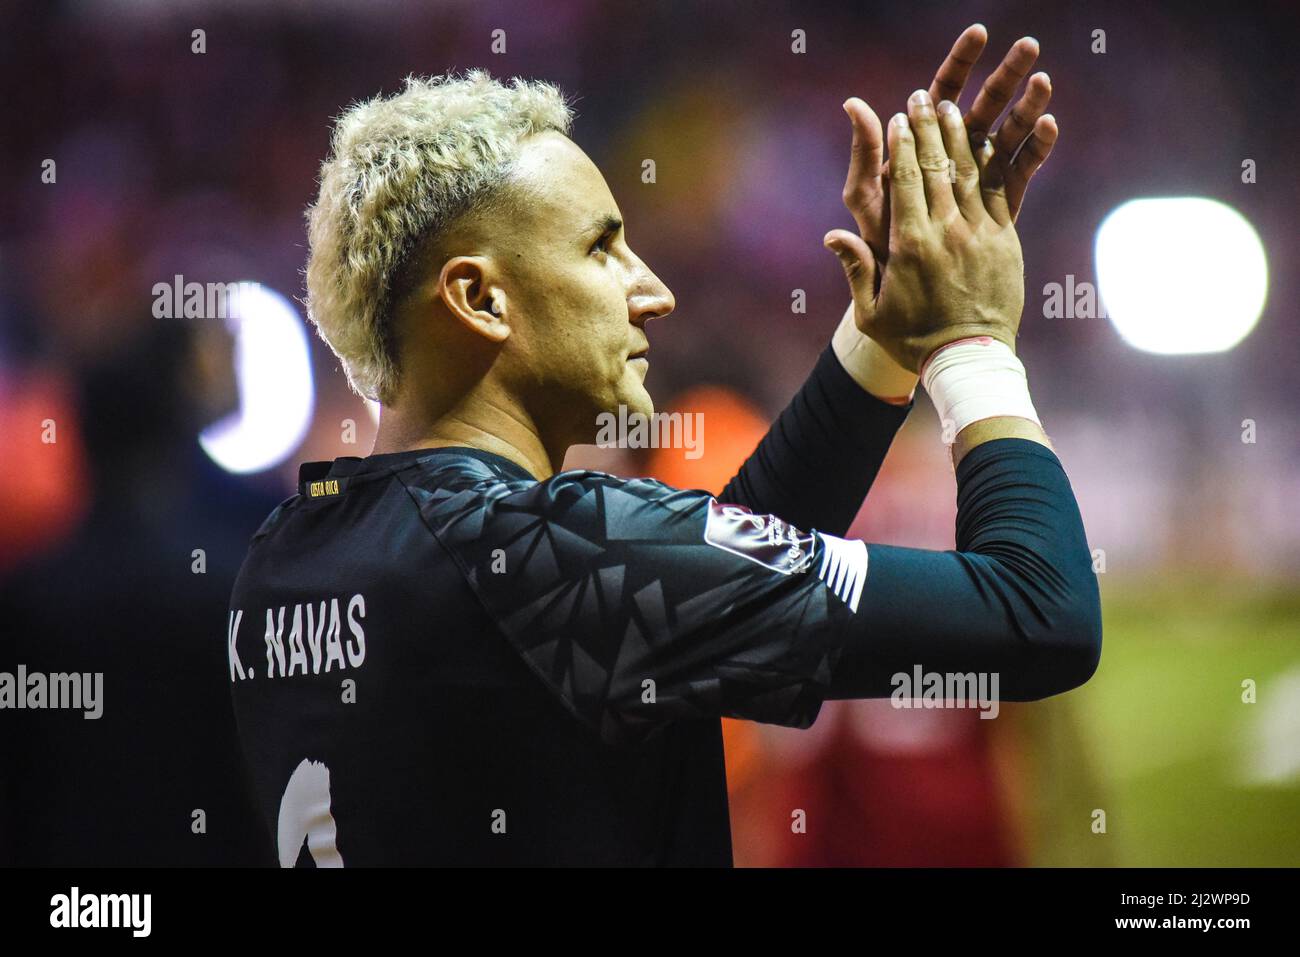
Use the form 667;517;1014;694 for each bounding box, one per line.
199;284;314;474
1095;197;1267;355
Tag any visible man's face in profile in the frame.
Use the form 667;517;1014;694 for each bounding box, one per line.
489;131;674;439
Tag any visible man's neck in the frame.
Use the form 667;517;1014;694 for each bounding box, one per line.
370;399;562;481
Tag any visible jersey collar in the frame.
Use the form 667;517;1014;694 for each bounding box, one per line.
296;445;536;493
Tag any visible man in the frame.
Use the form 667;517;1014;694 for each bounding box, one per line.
228;26;1099;866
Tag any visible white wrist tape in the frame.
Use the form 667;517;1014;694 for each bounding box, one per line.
920;336;1041;439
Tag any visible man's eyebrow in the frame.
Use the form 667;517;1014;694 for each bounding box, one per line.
582;214;622;238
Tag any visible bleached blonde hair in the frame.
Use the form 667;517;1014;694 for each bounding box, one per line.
305;70;574;403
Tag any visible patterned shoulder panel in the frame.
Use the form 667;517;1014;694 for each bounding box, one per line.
393;452;859;746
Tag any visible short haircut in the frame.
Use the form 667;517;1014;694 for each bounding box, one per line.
305;70;573;403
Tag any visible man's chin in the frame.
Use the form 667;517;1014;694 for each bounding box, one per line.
619;382;655;420
578;382;655;446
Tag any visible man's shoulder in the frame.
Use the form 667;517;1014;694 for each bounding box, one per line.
406;458;716;570
248;494;301;545
392;451;538;522
246;449;711;560
396;448;533;490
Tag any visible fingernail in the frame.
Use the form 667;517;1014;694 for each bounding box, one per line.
938;100;958;116
909;89;931;107
892;112;909;128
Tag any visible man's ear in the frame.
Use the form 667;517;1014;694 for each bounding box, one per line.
438;255;510;343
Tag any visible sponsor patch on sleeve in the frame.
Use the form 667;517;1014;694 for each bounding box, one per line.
703;499;816;575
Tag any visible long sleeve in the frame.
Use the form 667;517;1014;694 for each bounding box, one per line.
828;438;1102;701
411;437;1101;747
718;343;911;536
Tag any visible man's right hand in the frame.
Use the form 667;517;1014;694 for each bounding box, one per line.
825;89;1025;374
842;24;1057;263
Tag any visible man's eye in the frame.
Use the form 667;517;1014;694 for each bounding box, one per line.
590;233;611;256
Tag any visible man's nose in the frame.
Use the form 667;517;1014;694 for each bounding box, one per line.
630;265;675;324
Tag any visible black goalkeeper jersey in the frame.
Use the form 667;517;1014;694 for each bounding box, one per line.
229;445;876;866
227;344;916;866
227;346;1101;867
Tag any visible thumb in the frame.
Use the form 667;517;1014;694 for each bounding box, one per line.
823;229;878;318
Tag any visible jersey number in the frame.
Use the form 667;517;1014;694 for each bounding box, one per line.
277;758;344;867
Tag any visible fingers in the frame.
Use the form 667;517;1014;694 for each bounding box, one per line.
824;228;879;324
966;36;1039;144
974;138;1011;225
937;99;983;221
992;71;1051;166
1004;113;1058;221
840;97;886;242
886;111;927;230
907;89;957;220
927;23;988;106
